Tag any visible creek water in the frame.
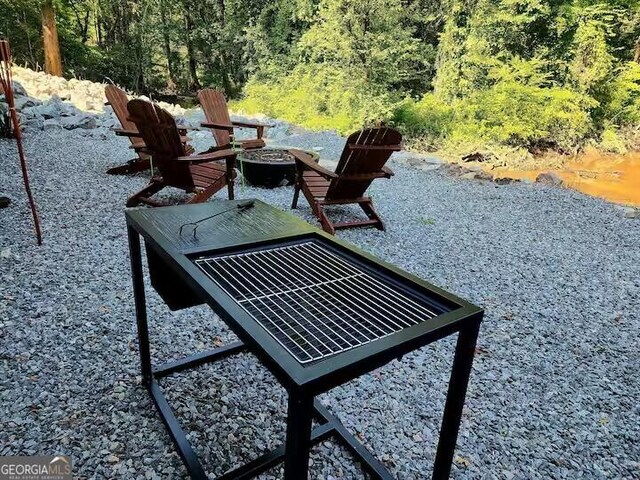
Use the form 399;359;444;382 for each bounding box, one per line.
492;150;640;206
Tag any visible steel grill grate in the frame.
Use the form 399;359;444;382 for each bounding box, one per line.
195;241;442;364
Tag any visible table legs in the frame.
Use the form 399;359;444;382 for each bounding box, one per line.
432;321;481;480
283;392;314;480
127;225;152;382
128;226;210;479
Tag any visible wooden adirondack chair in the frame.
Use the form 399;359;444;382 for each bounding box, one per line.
125;99;237;207
104;85;151;175
105;85;190;175
290;127;402;234
198;88;268;151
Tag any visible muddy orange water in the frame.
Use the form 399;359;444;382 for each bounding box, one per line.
491;150;640;206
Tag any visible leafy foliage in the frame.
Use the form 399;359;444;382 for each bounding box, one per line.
604;62;640;125
237;0;428;134
236;65;395;133
238;0;640;150
395;84;594;151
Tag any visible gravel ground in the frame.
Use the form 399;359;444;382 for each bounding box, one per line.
1;129;639;480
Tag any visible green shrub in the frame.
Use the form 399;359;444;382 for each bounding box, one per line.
393;94;454;143
234;65;395;134
238;70;603;152
603;62;640;126
570;20;614;94
392;82;594;151
450;82;595;149
598;122;627;153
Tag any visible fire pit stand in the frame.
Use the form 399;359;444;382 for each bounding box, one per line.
237;148;319;188
126;200;483;480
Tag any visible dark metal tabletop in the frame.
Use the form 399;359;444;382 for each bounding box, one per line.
126;199;483;395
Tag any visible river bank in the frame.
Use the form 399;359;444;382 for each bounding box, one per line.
484;148;640;207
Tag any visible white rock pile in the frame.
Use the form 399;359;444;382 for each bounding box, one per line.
0;66;293;140
0;67;189;135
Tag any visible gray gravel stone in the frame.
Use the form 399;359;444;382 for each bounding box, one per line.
1;128;639;480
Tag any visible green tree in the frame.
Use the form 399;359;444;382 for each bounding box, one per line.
297;0;427;93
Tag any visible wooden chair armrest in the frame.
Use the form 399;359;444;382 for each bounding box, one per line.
231;120;273;129
113;128;141;138
199;144;231;154
136;147;152;155
202;121;273;140
201;122;234;132
338;166;394;180
289;149;338;179
176;149;237;163
347;143;402;152
340;172;391;181
231;120;272;139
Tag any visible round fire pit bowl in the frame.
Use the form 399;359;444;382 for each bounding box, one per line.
237;148;319;188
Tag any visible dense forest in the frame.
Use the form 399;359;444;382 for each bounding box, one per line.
2;0;640;154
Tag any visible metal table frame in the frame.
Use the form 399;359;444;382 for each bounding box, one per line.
126;200;483;480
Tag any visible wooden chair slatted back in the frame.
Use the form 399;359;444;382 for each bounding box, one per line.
197;88;232;147
127;99;194;189
105;85;138;133
326;127;402;199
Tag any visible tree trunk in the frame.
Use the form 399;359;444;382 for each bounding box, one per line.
214;0;235;95
183;1;201;91
69;0;90;43
41;0;63;76
218;54;234;95
634;36;640;63
160;1;176;90
95;0;102;46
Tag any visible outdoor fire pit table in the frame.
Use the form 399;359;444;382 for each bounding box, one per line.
126;199;484;480
237;148;319;188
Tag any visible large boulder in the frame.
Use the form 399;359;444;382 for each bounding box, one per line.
94;112;119;129
24;98;65;119
175;115;196;129
265;120;292;141
462;151;498;163
24;96;83;119
43;118;63;130
58;114;97;130
536;171;564;186
22;115;45;131
623;207;639;219
14;95;41;111
12;80;27;97
0;101;11;136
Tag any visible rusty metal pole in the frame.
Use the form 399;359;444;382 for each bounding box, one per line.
0;39;43;245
